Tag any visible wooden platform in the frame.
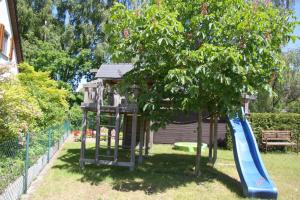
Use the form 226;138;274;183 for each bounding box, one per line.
80;158;133;167
81;103;136;113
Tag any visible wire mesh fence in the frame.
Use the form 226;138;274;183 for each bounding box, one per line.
0;120;71;200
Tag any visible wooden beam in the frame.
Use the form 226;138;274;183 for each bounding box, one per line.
138;117;145;164
107;128;112;155
80;110;88;168
130;85;139;171
114;106;120;162
130;108;138;171
80;159;132;167
95;84;102;163
80;103;136;113
122;114;127;148
107;84;113;155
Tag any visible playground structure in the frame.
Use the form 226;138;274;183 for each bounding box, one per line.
80;63;278;198
80;64;150;171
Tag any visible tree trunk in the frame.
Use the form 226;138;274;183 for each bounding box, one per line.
212;114;218;165
208;114;214;163
138;116;145;164
145;120;150;157
195;112;202;176
95;85;102;163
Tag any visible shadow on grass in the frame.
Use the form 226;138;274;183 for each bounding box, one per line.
52;146;243;197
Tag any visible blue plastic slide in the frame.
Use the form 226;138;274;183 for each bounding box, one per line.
228;115;278;199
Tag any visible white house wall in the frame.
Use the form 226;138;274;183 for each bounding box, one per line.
0;0;18;74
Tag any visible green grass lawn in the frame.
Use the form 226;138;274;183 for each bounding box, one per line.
28;141;300;200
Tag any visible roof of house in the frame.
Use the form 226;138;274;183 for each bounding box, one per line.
95;63;134;80
7;0;23;63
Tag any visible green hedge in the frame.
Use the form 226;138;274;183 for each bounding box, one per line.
225;113;300;150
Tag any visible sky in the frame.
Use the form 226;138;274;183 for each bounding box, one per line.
283;0;300;51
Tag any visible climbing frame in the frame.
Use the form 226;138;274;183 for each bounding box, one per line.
79;78;146;171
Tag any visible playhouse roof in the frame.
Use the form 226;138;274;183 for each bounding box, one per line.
95;63;134;80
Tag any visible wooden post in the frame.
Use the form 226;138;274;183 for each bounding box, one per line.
208;115;214;163
107;84;113;155
130;109;138;171
107;127;112;155
80;110;88;168
138;117;145;164
212;114;218;165
195;112;202;176
95;83;102;163
114;105;120;162
130;85;139;171
145;120;150;157
122;114;127;148
149;124;154;149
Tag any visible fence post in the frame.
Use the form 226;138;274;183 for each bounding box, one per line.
297;133;299;155
23;132;30;194
48;128;52;163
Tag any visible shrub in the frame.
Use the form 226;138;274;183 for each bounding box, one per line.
287;100;300;113
225;124;233;150
0;63;69;142
250;113;300;141
0;68;42;142
18;63;69;130
225;113;300;150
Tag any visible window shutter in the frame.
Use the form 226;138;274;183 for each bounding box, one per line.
0;24;5;52
9;37;14;60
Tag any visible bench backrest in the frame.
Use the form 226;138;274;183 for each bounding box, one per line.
262;130;292;142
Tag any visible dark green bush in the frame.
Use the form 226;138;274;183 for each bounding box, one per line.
225;125;233;150
225;113;300;150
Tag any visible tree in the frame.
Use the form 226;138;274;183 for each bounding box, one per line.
16;0;112;89
283;49;300;103
106;0;296;175
18;63;69;130
251;48;300;113
55;0;112;86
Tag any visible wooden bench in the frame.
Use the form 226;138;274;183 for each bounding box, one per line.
261;130;298;153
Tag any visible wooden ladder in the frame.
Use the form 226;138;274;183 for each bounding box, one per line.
96;105;121;163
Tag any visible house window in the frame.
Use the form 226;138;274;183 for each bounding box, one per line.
2;32;9;56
